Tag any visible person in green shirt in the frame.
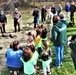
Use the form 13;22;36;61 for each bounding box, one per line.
20;45;38;75
41;40;52;75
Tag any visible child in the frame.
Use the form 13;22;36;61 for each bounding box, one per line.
35;30;42;55
27;32;34;41
27;39;35;46
41;40;52;75
41;25;47;41
20;45;38;75
6;41;23;75
27;45;39;70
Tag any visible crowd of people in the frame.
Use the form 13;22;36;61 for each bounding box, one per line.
1;1;76;75
5;14;68;75
5;25;52;75
32;1;76;28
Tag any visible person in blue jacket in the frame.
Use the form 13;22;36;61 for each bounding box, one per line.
65;2;70;20
6;40;23;75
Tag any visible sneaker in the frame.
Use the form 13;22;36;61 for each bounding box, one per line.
44;21;46;23
60;62;62;65
47;72;52;74
57;66;60;69
10;71;13;73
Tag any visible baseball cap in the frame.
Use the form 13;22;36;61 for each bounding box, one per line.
15;8;18;11
0;11;4;15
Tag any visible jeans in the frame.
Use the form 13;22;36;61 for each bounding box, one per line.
37;18;40;25
66;12;70;20
34;17;39;28
54;45;64;66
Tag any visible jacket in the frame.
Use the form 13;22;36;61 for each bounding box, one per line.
69;40;76;58
13;11;21;20
65;5;70;12
6;48;23;68
0;14;7;23
51;22;67;46
41;8;47;17
51;7;56;14
70;5;76;13
32;10;39;19
60;18;68;27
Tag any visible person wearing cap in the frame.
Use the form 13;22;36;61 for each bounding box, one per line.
0;11;7;33
13;8;22;32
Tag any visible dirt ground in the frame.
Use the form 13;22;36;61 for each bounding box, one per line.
0;23;35;74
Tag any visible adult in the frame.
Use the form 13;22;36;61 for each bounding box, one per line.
46;8;53;24
6;41;23;75
41;6;47;23
68;35;76;70
51;16;67;68
70;1;76;25
13;8;22;32
59;13;68;27
57;4;62;16
65;2;70;20
0;11;7;33
51;5;56;16
32;6;39;28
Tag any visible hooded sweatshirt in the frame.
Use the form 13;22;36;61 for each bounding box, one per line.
51;22;67;46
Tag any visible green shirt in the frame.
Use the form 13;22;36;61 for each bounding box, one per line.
33;50;39;64
20;57;35;74
20;51;39;74
42;58;52;67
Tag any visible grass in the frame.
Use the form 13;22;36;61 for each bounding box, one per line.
1;2;76;75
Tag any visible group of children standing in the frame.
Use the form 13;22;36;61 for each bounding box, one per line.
5;25;52;75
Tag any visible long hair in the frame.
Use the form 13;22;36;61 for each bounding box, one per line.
43;40;49;52
10;42;13;48
27;44;35;53
36;30;41;37
22;49;32;62
27;32;32;36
